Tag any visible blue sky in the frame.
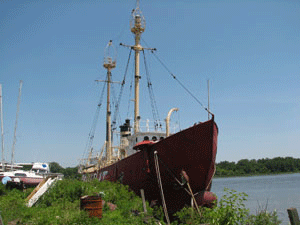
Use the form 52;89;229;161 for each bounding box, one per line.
1;0;299;167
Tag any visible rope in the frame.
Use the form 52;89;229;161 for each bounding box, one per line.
154;151;170;225
155;154;205;216
185;176;202;217
111;80;117;111
126;77;134;119
156;155;191;195
141;36;213;116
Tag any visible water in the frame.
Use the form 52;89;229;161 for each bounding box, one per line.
211;173;300;224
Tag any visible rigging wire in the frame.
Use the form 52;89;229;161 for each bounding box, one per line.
127;73;134;119
112;49;133;131
111;81;117;113
141;37;212;115
113;7;135;44
110;81;117;144
151;52;212;115
142;50;162;130
81;81;107;164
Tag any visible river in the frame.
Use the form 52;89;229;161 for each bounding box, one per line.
211;173;300;224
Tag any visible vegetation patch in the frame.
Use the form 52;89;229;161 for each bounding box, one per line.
0;179;281;224
173;188;281;225
0;179;156;224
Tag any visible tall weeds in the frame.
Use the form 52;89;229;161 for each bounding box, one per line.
0;180;281;224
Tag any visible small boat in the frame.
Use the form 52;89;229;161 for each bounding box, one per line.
80;1;218;214
0;162;50;187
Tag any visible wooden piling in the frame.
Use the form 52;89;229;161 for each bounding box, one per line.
140;189;147;213
287;208;300;225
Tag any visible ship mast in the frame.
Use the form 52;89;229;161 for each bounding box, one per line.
103;40;116;164
130;0;145;133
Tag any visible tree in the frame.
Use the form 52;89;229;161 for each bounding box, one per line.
49;162;65;173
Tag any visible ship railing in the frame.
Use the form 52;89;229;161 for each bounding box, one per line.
137;119;179;134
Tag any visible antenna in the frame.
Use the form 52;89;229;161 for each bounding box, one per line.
11;80;23;170
207;79;210;120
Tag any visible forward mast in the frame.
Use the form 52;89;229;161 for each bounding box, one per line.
130;0;146;134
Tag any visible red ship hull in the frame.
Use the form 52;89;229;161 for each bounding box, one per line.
83;117;218;213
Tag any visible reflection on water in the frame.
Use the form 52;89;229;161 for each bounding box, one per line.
212;173;300;224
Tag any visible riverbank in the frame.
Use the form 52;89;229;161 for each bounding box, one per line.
0;179;281;224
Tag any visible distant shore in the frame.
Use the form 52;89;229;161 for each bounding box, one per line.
215;156;300;178
214;171;299;179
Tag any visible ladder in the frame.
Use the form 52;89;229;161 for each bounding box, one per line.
26;176;59;207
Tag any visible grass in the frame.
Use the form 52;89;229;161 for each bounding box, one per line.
0;179;281;224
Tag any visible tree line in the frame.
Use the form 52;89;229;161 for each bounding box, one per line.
49;162;80;178
215;157;300;177
24;157;300;179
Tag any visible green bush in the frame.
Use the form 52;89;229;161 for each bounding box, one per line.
173;188;281;225
249;208;281;225
0;184;5;196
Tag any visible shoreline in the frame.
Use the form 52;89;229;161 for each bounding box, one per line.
213;171;299;179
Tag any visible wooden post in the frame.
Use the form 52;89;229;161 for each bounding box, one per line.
0;211;3;225
140;189;147;213
287;208;300;225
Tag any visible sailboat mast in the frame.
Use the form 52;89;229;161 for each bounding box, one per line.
103;41;116;164
0;84;5;171
131;0;145;133
11;80;23;170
